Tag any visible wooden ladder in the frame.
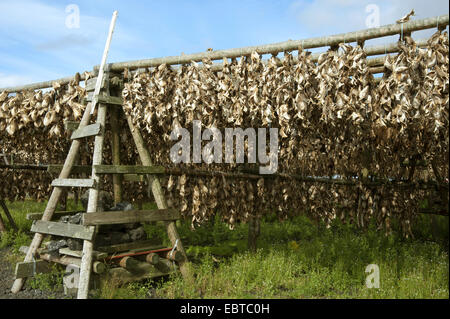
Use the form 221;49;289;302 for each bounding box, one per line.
10;10;190;299
11;67;191;299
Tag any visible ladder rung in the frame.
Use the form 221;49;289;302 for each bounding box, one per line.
59;248;107;260
71;123;102;140
52;178;95;188
31;220;95;241
94;165;165;174
82;209;180;226
85;92;123;105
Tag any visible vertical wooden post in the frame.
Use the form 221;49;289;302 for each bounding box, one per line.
110;106;122;205
0;199;17;231
77;103;108;299
125;116;192;281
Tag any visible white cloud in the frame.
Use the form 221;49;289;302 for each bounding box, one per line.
290;0;449;34
0;73;33;88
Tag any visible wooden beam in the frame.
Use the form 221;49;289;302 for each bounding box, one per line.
26;210;83;221
145;253;160;265
30;220;95;241
94;165;165;174
85;76;108;92
82;209;180;226
161;250;184;262
126;115;192;280
108;15;448;71
106;262;174;284
0;72;92;93
97;240;164;254
47;165;92;175
0;164;48;171
51;178;95;188
110;107;123;204
14;260;51;279
2;15;446;93
59;248;108;260
86;93;123;105
71;123;102;140
39;253;81;267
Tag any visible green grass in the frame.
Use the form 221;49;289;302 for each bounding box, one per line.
1;199;448;299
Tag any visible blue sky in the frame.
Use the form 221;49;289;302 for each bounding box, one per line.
0;0;448;88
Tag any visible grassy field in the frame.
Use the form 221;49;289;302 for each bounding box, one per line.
1;199;448;299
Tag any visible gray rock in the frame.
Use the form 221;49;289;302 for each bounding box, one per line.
46;239;67;252
81;190;113;212
128;226;146;242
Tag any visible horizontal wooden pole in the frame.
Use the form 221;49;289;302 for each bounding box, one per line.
105;247;172;260
145;253;160;265
1;15;446;93
94;165;165;174
31;220;95;240
47;165;92;175
0;71;93;93
0;164;48;171
82;209;180;226
85;93;123;105
108;15;448;71
106;262;174;284
161;250;183;262
59;247;108;260
39;253;81;267
96;240;163;254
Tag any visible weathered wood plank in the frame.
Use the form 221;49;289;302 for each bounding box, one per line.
86;76;108;92
51;178;95;188
47;165;92;175
64;120;80;131
85;92;123;105
14;260;51;279
82;209;180;226
39;253;81;267
110;106;122;204
59;248;108;260
94;165;165;174
97;240;163;254
126;115;191;280
31;220;95;241
26;210;83;221
71;123;102;140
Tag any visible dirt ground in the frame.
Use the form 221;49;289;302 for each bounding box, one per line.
0;247;68;299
